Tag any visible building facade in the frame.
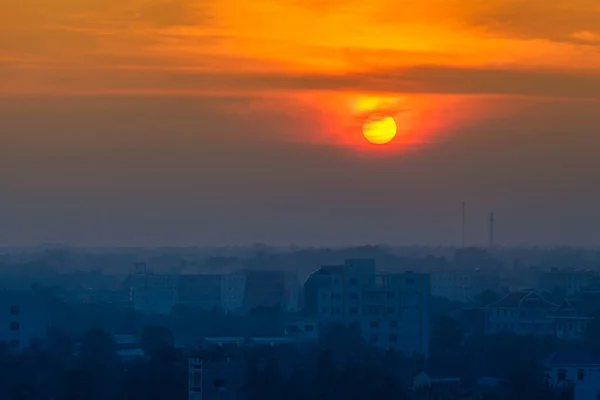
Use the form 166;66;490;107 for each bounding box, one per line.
312;259;430;357
131;266;296;315
544;351;600;400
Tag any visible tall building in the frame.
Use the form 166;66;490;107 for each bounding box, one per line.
131;270;178;315
311;259;430;357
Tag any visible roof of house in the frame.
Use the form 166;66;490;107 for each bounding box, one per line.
553;292;600;318
486;291;557;310
543;350;600;366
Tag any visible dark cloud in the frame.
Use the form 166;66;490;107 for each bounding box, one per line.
10;63;599;100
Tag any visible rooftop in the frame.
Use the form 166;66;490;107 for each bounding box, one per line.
544;350;600;366
486;291;557;310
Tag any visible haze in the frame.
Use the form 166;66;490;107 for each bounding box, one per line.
2;0;600;246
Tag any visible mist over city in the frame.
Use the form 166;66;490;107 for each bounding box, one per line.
1;244;600;399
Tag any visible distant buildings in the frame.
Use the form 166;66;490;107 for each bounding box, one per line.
539;268;596;298
131;266;300;315
430;269;499;302
306;259;430;357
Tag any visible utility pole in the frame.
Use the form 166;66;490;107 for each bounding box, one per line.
461;202;466;248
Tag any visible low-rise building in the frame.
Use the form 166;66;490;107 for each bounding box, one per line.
484;291;557;336
552;292;600;341
544;350;600;400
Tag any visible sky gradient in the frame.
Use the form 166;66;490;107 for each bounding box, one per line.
2;0;600;246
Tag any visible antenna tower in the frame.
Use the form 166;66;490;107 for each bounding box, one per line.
489;212;495;248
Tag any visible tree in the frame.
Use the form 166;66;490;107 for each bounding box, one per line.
141;325;174;356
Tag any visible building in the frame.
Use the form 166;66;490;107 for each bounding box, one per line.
484;291;557;336
552;292;600;341
311;259;430;357
221;270;246;313
130;265;296;315
284;318;318;342
0;290;49;350
113;334;145;360
544;350;600;400
178;274;222;310
539;268;596;298
430;269;499;303
302;265;344;316
188;357;245;400
131;270;179;315
242;269;287;311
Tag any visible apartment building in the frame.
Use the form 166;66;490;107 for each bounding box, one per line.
131;265;296;315
312;259;430;357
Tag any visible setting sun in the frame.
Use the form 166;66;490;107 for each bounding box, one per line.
362;116;397;145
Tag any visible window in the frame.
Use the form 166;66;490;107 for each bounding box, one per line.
557;369;567;381
335;307;341;314
389;334;398;343
321;307;327;314
370;321;379;328
350;307;358;315
349;278;358;285
10;322;19;331
192;371;201;388
370;334;378;343
389;320;398;328
305;325;314;332
579;369;585;381
406;278;414;284
8;340;19;349
387;307;395;314
349;293;359;300
9;306;19;315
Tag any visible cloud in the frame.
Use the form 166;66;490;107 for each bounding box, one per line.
570;30;600;43
5;63;600;100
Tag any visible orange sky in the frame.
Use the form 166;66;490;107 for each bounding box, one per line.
4;0;600;95
3;0;600;245
4;0;600;149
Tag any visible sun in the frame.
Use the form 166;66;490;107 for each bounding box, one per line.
362;115;397;145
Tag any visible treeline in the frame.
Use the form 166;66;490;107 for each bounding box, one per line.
0;320;579;400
